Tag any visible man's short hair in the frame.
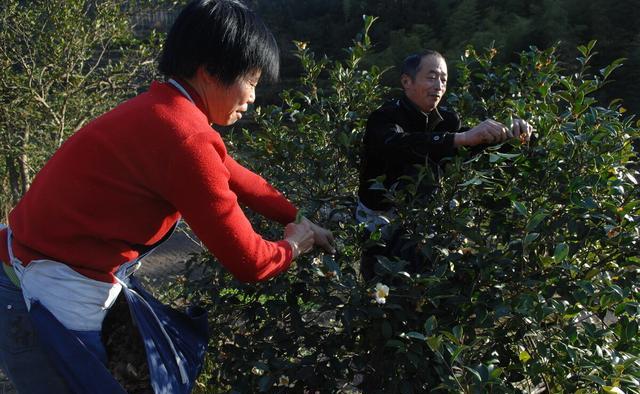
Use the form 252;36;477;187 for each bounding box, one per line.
401;50;444;80
158;0;279;85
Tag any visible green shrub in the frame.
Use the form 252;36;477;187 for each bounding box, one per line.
178;19;639;393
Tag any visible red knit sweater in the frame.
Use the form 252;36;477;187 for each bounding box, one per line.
0;81;297;283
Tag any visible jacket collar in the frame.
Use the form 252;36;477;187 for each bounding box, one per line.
400;95;444;132
168;77;208;119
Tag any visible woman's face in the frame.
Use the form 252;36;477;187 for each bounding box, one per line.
197;68;261;126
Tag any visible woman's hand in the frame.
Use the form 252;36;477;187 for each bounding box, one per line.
302;217;336;255
284;221;314;259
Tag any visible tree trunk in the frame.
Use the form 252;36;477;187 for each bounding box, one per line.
5;126;31;206
18;150;29;197
19;125;30;195
6;156;21;206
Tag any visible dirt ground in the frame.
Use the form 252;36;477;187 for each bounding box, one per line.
0;229;202;392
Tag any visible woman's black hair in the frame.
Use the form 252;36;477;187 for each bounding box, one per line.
158;0;279;85
401;50;444;80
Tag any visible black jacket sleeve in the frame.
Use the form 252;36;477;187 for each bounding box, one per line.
363;108;459;164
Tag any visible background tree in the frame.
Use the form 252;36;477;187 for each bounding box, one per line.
0;0;162;219
244;0;640;114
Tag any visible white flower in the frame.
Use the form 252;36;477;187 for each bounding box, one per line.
278;375;290;386
374;283;389;304
251;366;264;376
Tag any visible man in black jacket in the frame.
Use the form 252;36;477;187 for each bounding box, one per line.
357;50;533;280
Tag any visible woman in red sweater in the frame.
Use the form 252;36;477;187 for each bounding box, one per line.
0;1;334;392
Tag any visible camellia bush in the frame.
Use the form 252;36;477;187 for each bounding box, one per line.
176;18;640;393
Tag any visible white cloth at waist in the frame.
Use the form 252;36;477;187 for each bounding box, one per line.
355;199;396;233
16;259;122;331
6;228;137;331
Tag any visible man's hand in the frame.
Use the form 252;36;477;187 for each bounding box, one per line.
510;118;533;143
455;119;508;146
302;217;336;255
455;118;533;147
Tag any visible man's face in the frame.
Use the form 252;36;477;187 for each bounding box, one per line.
401;55;448;113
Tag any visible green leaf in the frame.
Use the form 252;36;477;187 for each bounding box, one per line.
490;366;503;379
610;285;625;300
580;197;598;209
512;201;528;216
362;15;377;36
489;153;501;163
553;243;569;262
426;336;442;353
624;321;638;341
557;91;573;103
459;176;483;187
452;325;463;341
566;325;578;343
492;152;521;163
385;339;406;349
519;350;531;363
526;210;548;231
450;345;465;364
621;375;640;387
624;302;640;315
577;45;588;57
523;232;540;249
404;331;426;341
600;58;626;80
442;331;459;344
585;375;606;386
463;366;482;383
424;316;437;335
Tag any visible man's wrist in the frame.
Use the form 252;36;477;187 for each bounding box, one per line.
454;132;467;147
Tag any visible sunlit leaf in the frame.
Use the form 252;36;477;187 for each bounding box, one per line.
554;243;569;262
519;351;531;363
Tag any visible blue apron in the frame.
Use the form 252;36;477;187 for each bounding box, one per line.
7;223;208;394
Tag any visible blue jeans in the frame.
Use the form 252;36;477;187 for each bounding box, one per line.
0;265;109;392
0;265;71;392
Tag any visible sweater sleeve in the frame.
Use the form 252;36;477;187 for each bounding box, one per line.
160;132;293;282
224;155;297;225
365;109;459;163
